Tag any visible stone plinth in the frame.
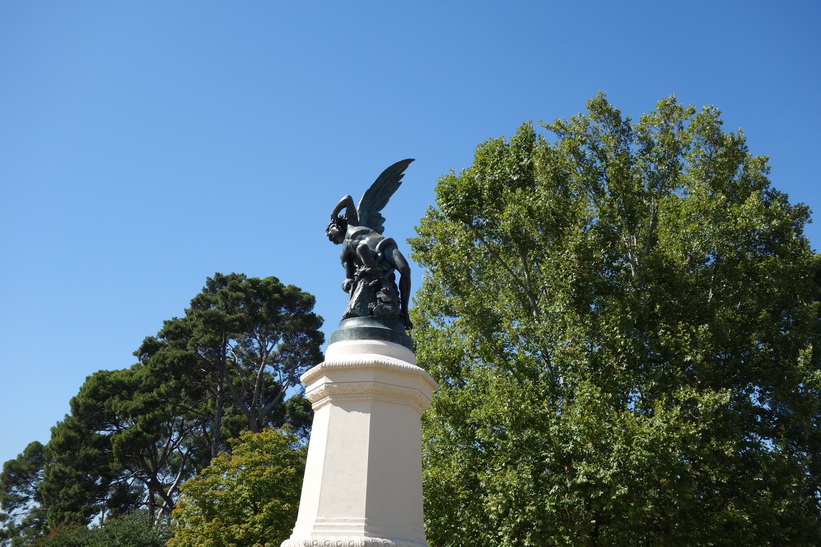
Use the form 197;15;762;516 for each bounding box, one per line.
281;339;437;547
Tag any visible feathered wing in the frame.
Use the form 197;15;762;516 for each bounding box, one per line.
357;158;414;234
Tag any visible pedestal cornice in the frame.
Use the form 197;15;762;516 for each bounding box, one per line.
301;341;437;414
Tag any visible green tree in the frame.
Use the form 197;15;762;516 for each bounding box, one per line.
411;94;821;545
2;273;322;540
168;427;305;547
40;362;202;527
0;442;47;545
35;511;169;547
138;273;324;459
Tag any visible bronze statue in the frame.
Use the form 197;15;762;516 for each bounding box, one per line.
326;159;414;330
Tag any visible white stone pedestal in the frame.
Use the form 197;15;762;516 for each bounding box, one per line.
281;339;437;547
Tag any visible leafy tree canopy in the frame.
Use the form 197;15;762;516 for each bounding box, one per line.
411;94;821;545
40;362;200;527
2;273;322;543
0;442;47;545
168;427;305;547
137;273;324;458
34;511;169;547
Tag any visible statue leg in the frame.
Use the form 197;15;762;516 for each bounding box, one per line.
356;241;381;273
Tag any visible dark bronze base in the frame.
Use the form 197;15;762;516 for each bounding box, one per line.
328;316;413;351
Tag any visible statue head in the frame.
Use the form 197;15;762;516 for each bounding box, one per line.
326;216;347;245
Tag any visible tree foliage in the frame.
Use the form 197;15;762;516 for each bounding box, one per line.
40;362;201;527
1;273;322;542
35;511;169;547
137;273;324;458
0;442;47;544
411;94;821;545
168;427;305;547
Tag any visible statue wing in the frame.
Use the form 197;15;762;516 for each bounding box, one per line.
357;158;414;234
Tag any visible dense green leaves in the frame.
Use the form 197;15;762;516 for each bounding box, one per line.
35;512;169;547
1;273;322;543
168;427;305;547
40;363;201;526
412;94;821;545
139;273;324;458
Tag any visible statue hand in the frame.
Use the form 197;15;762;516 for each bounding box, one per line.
342;279;353;293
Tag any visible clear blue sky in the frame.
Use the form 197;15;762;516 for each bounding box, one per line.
1;1;819;465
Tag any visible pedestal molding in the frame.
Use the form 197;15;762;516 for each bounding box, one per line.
302;354;437;413
323;339;416;364
281;536;425;547
302;356;435;387
306;380;431;413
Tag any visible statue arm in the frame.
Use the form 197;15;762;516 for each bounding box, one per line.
341;251;356;292
331;195;359;224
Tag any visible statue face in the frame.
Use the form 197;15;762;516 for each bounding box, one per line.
326;225;344;244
